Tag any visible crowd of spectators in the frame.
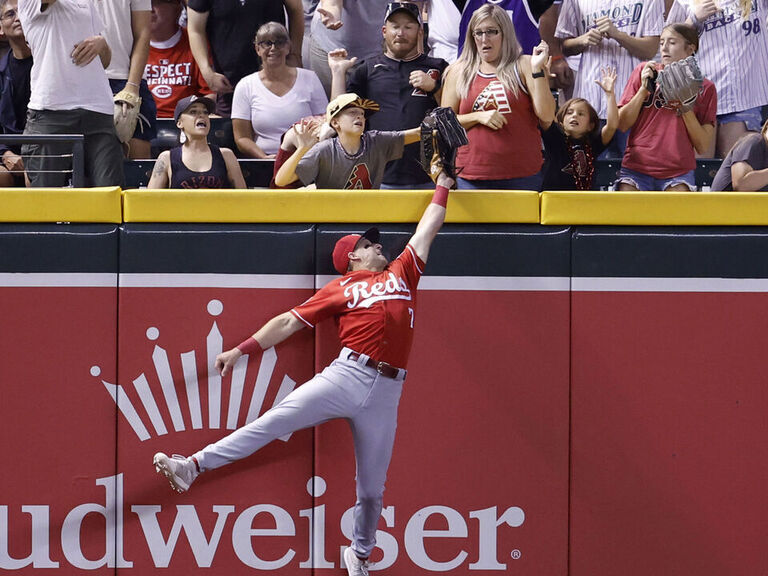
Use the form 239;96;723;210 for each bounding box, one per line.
0;0;766;190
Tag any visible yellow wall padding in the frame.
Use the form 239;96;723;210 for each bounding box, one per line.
122;189;541;223
541;191;768;225
0;187;122;223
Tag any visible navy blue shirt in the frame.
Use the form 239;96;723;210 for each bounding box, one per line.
0;51;32;155
347;52;448;186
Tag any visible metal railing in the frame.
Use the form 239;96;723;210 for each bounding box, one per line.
0;134;85;187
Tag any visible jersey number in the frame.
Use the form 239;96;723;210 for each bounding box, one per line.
743;18;761;37
408;307;414;329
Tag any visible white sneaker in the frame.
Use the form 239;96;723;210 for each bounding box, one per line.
153;452;199;493
343;546;370;576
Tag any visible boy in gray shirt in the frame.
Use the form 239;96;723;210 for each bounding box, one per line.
275;92;420;189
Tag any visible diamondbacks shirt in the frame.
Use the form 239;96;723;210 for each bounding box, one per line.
347;53;448;186
146;29;213;119
295;130;404;189
667;0;768;115
456;71;543;180
556;0;664;119
291;244;424;368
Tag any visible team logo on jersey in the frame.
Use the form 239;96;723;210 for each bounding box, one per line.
411;69;442;97
472;80;512;114
345;163;373;189
343;273;412;309
94;299;298;441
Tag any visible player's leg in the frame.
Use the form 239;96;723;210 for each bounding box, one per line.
154;360;368;492
346;375;404;560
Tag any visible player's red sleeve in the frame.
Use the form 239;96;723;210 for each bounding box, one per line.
388;244;425;290
290;281;345;328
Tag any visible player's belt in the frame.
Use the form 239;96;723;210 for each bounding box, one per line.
345;350;406;380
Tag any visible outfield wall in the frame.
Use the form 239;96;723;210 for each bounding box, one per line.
1;188;766;575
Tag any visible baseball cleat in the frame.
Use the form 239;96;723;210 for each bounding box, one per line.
153;452;199;493
343;546;370;576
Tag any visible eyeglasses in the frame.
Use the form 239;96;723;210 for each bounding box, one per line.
473;28;500;39
256;39;288;49
0;8;17;21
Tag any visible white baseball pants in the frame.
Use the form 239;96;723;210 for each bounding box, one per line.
193;347;406;558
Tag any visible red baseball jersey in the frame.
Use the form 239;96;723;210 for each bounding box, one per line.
291;244;425;369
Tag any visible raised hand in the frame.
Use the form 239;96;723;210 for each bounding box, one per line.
294;117;320;149
531;40;550;75
328;48;357;75
693;0;720;22
317;7;342;30
595;65;617;94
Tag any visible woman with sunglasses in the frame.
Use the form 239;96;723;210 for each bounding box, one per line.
440;3;555;190
231;22;327;159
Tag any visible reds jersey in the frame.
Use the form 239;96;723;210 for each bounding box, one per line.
556;0;665;119
667;0;768;115
291;244;424;368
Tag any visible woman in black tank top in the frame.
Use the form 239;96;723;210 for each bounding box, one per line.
148;95;246;189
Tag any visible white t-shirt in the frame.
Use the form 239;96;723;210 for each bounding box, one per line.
427;0;461;63
231;68;328;155
556;0;664;119
18;0;114;114
94;0;151;80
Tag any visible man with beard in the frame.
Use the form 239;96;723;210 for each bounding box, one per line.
328;1;448;188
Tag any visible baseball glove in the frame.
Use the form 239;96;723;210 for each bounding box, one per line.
657;55;703;115
113;89;142;143
420;107;468;182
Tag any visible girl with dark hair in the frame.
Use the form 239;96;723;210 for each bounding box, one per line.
616;23;717;191
541;66;618;190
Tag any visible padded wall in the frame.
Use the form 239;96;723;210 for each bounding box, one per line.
569;227;768;576
312;224;572;575
0;224;118;573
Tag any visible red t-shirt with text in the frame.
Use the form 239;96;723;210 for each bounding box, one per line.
146;29;213;119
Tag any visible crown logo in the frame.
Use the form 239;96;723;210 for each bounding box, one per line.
93;299;297;442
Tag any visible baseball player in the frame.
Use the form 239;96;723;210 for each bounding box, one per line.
666;0;768;157
153;167;456;576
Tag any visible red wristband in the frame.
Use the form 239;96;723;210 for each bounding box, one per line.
237;337;263;356
431;185;450;208
551;54;565;61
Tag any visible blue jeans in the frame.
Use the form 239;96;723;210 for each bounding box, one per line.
616;166;696;191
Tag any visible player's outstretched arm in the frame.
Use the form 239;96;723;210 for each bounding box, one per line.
215;312;305;377
409;170;455;264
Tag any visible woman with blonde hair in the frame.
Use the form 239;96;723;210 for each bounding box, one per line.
440;3;555;190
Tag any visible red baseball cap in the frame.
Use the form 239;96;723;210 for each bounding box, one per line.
332;227;380;275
